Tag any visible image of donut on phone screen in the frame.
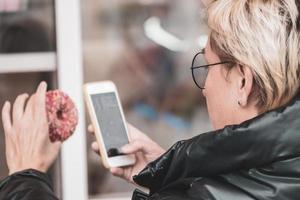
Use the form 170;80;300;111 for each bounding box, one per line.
84;81;136;168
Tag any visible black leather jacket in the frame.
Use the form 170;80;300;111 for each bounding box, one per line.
1;96;300;200
0;169;58;200
133;95;300;200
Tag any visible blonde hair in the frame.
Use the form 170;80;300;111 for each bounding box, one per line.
207;0;300;112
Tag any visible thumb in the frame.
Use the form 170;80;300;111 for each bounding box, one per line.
121;139;151;154
49;140;62;153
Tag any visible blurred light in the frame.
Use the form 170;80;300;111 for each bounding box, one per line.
144;17;189;52
144;17;208;52
197;35;208;49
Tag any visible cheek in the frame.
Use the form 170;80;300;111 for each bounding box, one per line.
206;91;227;129
204;69;235;129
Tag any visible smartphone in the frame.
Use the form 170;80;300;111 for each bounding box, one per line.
84;81;136;168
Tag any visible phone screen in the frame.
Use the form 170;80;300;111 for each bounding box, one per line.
91;92;129;157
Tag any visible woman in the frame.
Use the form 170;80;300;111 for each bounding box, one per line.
99;1;300;199
1;0;300;199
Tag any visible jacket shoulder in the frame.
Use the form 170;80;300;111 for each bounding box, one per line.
147;157;300;200
0;169;59;200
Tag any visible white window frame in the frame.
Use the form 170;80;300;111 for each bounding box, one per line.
55;0;88;199
0;52;56;73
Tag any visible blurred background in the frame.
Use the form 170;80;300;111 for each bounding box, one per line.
0;0;211;199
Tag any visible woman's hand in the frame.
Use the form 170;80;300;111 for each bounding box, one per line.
1;82;61;175
88;123;165;183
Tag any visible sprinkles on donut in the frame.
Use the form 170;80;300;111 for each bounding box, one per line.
46;90;78;142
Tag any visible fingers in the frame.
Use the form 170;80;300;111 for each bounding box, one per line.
24;94;35;115
52;141;62;152
110;167;134;183
2;101;12;133
88;124;94;133
35;82;47;114
12;93;29;123
36;82;47;103
91;141;100;155
24;82;47;121
121;139;151;154
110;167;124;178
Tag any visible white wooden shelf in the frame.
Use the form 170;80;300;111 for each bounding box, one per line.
0;52;56;73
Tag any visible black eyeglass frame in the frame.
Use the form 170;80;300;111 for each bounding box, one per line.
190;51;232;89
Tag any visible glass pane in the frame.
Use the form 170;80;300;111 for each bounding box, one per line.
82;0;212;198
0;0;59;197
0;0;56;53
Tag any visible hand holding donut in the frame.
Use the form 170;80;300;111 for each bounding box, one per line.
1;82;78;175
2;82;60;174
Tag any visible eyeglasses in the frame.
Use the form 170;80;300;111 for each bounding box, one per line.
191;49;231;89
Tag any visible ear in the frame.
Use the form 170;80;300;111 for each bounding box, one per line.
236;65;254;107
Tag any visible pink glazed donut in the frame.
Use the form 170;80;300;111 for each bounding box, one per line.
46;90;78;142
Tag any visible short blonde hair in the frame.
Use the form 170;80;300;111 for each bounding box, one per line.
207;0;300;112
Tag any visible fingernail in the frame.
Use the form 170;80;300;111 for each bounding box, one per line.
120;145;129;153
3;101;10;110
40;81;47;88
